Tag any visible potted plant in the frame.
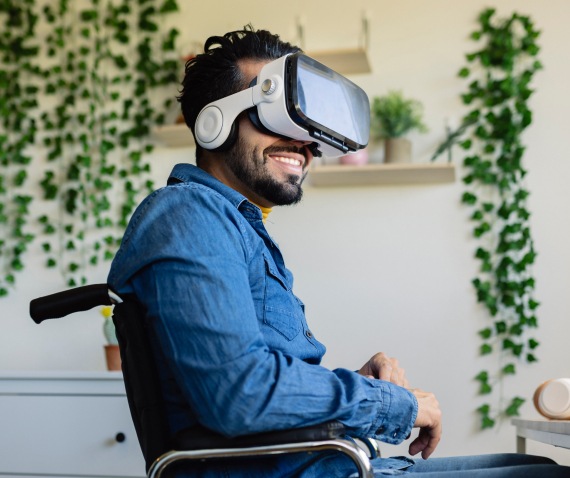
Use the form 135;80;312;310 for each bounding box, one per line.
371;90;428;163
102;306;121;371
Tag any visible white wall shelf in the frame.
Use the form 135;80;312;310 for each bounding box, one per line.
308;162;456;187
307;48;371;75
153;123;194;148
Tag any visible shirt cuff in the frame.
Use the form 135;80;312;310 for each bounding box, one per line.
368;380;418;444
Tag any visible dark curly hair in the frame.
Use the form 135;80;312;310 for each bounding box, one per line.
177;25;300;162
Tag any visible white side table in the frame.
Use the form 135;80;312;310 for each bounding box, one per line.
512;418;570;453
0;371;145;477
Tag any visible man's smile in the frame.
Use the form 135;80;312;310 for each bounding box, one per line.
272;156;302;167
266;152;305;177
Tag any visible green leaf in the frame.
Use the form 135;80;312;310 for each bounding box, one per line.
528;299;540;310
505;397;525;417
494;321;507;334
458;67;470;78
526;353;538;363
475;370;489;382
477;403;490;415
480;413;495;428
160;0;179;13
480;343;493;355
479;382;492;395
502;363;516;375
478;328;492;339
462;192;478;205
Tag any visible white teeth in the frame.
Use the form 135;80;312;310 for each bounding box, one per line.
273;156;301;166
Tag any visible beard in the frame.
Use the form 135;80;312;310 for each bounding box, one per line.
225;137;307;206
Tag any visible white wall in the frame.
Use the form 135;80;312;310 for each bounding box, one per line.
2;0;570;464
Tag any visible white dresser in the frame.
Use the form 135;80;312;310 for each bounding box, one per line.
0;371;146;477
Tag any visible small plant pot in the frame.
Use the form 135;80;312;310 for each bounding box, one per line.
339;148;369;166
384;138;412;163
104;344;122;371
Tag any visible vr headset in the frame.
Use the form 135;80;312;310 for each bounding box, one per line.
194;52;370;158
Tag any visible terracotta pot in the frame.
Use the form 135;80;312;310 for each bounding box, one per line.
104;344;122;371
384;137;412;163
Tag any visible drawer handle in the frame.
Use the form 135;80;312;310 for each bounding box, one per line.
115;432;126;443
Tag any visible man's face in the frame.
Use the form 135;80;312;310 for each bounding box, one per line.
221;59;314;207
225;115;313;206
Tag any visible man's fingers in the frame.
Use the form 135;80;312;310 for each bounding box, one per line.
408;429;440;459
378;362;392;381
358;352;409;387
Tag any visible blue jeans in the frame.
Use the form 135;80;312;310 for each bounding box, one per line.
172;452;570;477
360;454;570;477
404;454;568;477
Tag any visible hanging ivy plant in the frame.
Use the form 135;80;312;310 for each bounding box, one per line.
434;8;542;429
0;0;180;292
38;0;180;287
0;2;40;296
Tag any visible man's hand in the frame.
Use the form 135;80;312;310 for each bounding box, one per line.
408;389;442;459
358;352;409;388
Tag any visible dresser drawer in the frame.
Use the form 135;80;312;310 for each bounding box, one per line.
0;394;145;477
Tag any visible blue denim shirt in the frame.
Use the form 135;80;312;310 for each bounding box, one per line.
108;164;417;476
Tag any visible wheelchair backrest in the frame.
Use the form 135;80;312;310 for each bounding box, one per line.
113;297;172;471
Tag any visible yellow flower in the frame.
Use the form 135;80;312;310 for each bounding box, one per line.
101;306;113;318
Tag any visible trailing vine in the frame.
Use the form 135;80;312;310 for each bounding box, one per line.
0;0;180;291
434;8;542;429
0;2;40;296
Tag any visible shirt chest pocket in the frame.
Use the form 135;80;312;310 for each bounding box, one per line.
261;254;303;341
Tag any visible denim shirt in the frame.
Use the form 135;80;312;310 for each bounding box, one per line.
108;164;417;475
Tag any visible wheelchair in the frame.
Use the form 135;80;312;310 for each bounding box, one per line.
30;284;375;478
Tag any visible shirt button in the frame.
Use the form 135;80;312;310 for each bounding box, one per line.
376;426;385;434
305;330;313;339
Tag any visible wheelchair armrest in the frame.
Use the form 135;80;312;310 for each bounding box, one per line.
150;422;374;478
173;421;347;450
30;283;118;323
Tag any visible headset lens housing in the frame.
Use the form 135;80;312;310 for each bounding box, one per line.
287;53;370;153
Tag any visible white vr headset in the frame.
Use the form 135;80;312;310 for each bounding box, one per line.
194;52;370;158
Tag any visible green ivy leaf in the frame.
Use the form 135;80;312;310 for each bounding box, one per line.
505;397;525;416
479;382;492;395
502;363;516;375
475;370;489;382
494;321;507;334
526;353;538;363
459;66;470;77
478;328;492;339
481;415;495;429
160;0;179;13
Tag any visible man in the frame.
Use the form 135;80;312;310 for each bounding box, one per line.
108;26;570;477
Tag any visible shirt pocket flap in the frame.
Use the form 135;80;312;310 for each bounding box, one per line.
263;254;302;341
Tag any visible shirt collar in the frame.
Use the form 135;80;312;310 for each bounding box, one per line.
168;163;263;221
